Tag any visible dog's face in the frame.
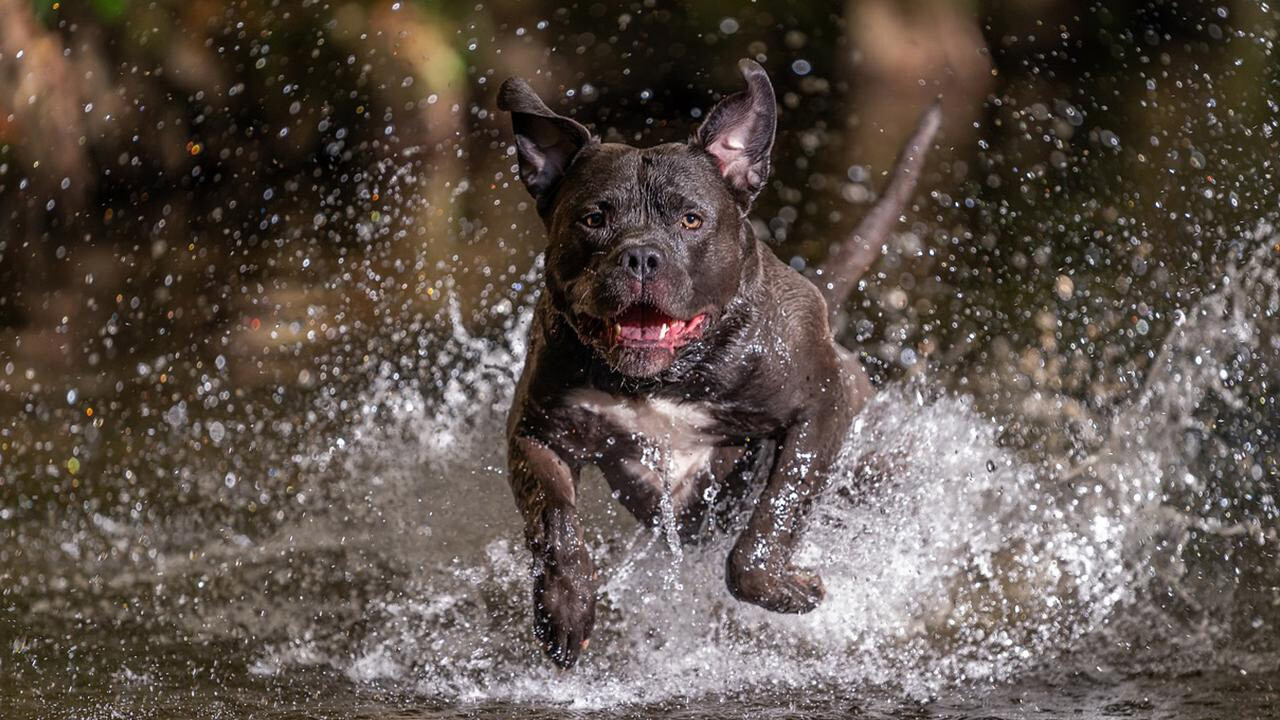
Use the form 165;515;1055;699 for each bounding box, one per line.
540;143;746;377
499;60;777;378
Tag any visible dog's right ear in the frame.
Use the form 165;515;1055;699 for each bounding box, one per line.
498;78;593;213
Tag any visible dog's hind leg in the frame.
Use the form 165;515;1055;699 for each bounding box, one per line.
837;344;874;414
592;439;776;545
679;440;778;541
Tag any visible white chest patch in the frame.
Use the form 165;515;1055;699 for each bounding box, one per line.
567;388;720;497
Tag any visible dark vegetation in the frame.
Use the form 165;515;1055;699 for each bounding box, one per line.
0;0;1275;527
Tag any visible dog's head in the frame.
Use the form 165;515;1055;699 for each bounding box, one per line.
499;60;776;378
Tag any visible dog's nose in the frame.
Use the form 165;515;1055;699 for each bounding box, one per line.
620;245;663;281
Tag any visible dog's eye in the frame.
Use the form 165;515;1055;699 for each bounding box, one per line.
581;211;606;229
680;212;703;230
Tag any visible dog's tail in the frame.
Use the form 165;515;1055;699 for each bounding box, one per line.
816;100;942;317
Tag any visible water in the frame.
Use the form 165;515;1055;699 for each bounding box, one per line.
3;2;1280;714
3;235;1277;718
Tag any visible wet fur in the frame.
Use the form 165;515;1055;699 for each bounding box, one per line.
498;61;939;668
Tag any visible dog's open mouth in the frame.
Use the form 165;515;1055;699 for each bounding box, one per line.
602;305;707;349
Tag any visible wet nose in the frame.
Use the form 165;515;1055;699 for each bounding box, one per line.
620;245;663;281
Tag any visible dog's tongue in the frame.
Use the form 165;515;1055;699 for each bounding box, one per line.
613;306;703;345
617;306;678;341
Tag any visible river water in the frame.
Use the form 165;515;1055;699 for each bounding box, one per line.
3;232;1277;718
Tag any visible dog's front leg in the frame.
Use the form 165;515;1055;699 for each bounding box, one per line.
509;435;595;668
725;405;849;614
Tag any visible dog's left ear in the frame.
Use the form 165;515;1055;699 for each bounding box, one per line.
498;77;593;214
695;59;777;207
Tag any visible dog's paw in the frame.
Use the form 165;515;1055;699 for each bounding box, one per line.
726;555;825;614
532;547;596;668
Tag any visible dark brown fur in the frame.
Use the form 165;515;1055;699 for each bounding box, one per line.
498;60;939;668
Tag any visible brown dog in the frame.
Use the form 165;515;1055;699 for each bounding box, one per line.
499;59;940;667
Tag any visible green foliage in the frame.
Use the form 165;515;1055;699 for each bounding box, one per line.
90;0;127;20
33;0;126;22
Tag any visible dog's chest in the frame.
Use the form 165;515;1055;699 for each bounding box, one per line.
567;388;719;487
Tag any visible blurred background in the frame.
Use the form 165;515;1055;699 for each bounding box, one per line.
0;2;1275;387
2;0;1276;411
1;1;1278;716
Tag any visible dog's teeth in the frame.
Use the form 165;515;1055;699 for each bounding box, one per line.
613;323;623;338
659;323;669;339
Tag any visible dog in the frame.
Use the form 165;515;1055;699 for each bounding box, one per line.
498;59;940;668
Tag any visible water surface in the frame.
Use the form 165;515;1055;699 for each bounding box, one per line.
4;246;1278;718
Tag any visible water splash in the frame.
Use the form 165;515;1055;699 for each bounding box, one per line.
18;235;1266;709
235;238;1278;708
